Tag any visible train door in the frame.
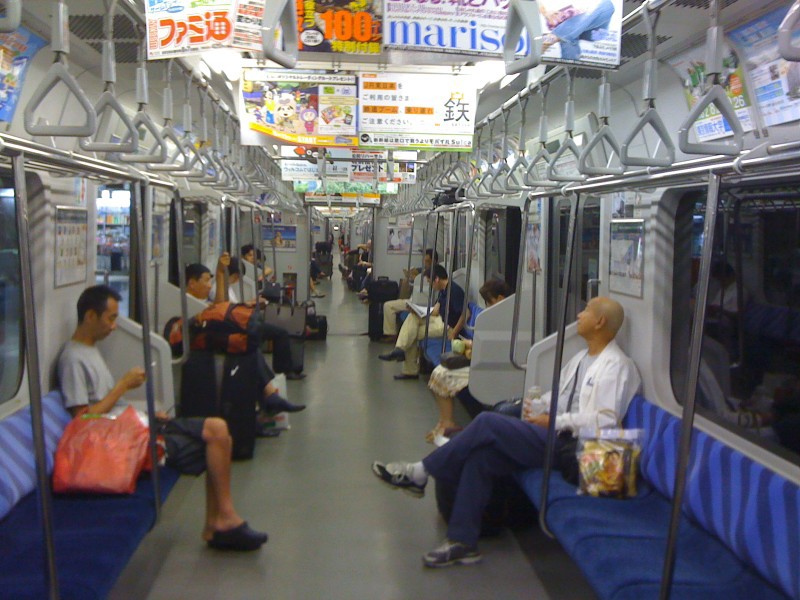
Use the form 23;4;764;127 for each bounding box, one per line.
95;185;131;316
483;209;520;290
546;196;601;333
183;202;202;266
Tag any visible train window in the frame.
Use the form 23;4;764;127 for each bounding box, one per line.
0;186;24;404
95;186;130;316
183;204;202;266
546;197;601;335
671;189;800;462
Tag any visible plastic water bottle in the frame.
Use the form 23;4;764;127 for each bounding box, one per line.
523;385;545;421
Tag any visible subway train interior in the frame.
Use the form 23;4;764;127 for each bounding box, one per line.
1;0;800;597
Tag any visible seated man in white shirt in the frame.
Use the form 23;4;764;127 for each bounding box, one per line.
372;297;641;567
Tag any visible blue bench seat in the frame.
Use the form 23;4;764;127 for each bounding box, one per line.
0;391;179;600
515;396;797;600
421;302;482;367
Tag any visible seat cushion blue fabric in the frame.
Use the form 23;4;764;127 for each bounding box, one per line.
0;392;71;520
423;337;451;367
515;395;793;599
462;302;483;340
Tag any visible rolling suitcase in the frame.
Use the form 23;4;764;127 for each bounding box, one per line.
306;314;328;340
219;352;261;460
368;277;399;302
288;335;305;374
262;302;307;336
368;302;384;341
179;350;220;417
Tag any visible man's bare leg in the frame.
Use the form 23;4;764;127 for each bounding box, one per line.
200;417;244;540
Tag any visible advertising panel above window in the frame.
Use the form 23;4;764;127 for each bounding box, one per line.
384;0;527;58
296;0;382;55
357;72;476;151
241;70;359;147
146;0;236;59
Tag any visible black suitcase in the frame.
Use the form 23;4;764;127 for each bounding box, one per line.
368;301;385;341
288;335;305;374
261;281;283;303
306;314;328;340
368;277;399;303
349;265;368;291
179;350;219;418
219;352;261;460
318;254;333;277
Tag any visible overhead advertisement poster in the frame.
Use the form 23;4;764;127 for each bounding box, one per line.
241;70;359;147
384;0;526;58
0;27;47;123
538;0;623;68
667;44;754;143
728;6;800;128
296;0;382;55
279;147;351;181
358;72;476;151
146;0;236;59
349;150;417;183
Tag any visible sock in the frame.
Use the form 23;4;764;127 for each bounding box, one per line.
410;462;428;486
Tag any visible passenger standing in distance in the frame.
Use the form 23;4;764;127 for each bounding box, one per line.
58;285;268;551
379;264;465;380
372;297;641;566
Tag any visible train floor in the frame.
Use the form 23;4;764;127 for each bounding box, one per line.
112;262;596;600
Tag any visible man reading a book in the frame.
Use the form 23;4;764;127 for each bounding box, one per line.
379;265;465;380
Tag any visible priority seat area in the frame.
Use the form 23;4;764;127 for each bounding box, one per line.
515;395;798;600
0;391;180;600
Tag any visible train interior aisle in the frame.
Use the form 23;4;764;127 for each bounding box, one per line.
113;259;594;600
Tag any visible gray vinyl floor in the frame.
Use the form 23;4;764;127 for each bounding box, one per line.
112;259;595;600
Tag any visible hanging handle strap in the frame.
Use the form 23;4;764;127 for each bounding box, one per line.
779;0;800;61
547;71;586;182
261;0;298;68
490;109;513;194
505;95;531;191
80;0;139;152
503;0;543;75
524;86;558;188
119;45;167;163
677;1;743;156
620;6;674;167
0;0;21;33
24;0;97;137
579;73;624;176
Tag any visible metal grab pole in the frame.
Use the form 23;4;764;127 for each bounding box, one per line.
406;214;415;276
270;211;278;288
173;192;190;367
15;154;60;599
462;205;478;333
660;174;722;600
441;210;458;353
538;193;581;538
511;197;532;370
420;211;432;294
248;204;262;297
235;203;245;302
423;214;442;345
131;182;162;518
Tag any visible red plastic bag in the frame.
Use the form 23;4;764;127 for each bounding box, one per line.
53;406;149;495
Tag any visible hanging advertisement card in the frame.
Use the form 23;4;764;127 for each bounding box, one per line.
231;0;265;52
296;0;382;55
358;72;476;150
0;27;46;123
728;6;800;128
279;147;362;181
304;193;381;206
349;150;417;183
241;70;359;147
667;44;754;142
146;0;236;59
384;0;526;58
609;219;645;298
294;180;398;194
387;227;413;254
538;0;623;69
525;222;542;273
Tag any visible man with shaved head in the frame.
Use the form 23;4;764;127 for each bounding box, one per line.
372;297;641;567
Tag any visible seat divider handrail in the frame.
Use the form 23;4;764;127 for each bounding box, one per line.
172;192;191;366
0;0;21;32
24;0;97;138
14;152;61;598
510;196;532;370
539;193;582;539
677;1;743;157
779;0;800;61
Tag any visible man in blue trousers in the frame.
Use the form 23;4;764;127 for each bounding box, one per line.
372;297;641;567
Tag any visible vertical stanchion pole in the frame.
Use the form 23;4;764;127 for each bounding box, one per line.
660;174;721;600
14;153;60;599
131;181;161;518
538;193;581;538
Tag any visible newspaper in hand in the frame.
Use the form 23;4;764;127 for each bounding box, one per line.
406;301;434;318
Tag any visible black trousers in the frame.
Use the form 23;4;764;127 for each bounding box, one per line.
255;320;293;375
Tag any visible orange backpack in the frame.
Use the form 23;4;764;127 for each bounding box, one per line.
166;302;258;355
